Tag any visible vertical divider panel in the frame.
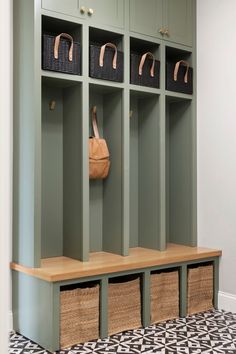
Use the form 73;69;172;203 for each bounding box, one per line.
159;42;166;251
63;84;83;260
213;258;219;309
122;32;130;256
100;277;108;338
179;264;187;317
141;270;151;328
81;24;90;261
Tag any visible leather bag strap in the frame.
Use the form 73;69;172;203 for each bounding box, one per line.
139;52;155;77
99;42;117;69
91;106;100;139
54;33;74;62
174;60;190;83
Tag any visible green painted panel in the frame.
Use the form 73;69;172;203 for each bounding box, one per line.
13;0;41;267
89;92;104;252
167;100;194;245
163;0;193;46
129;0;163;39
42;0;83;18
103;91;123;254
12;271;56;352
63;85;83;260
41;86;63;257
85;0;124;28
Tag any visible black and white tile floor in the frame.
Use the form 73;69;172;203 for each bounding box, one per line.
9;310;236;354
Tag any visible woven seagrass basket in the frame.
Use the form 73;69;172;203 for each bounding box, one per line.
108;276;142;335
151;270;179;324
187;264;214;315
60;283;99;348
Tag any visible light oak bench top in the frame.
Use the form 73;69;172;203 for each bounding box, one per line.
11;243;222;282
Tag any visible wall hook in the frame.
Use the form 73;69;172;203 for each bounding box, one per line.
49;100;56;110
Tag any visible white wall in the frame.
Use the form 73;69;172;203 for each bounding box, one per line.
197;0;236;311
0;0;12;353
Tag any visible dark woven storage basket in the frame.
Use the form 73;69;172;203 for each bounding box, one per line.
151;270;179;324
89;43;123;82
42;33;81;75
187;264;214;315
166;60;193;94
130;52;160;88
108;276;141;335
60;284;99;348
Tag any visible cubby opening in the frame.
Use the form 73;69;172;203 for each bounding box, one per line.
89;27;123;50
89;84;123;255
41;77;83;260
166;46;192;65
130;37;160;59
166;97;195;246
42;16;82;74
130;91;161;250
108;274;142;335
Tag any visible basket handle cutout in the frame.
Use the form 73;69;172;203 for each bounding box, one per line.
99;43;118;69
54;33;74;62
139;52;155;77
174;60;190;83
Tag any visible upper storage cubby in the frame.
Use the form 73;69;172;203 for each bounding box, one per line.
129;0;193;47
89;84;124;255
89;28;124;83
42;16;82;76
166;47;193;95
41;77;83;260
130;38;160;89
42;0;125;29
165;96;196;247
130;91;161;250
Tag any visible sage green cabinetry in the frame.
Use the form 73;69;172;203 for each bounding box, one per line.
130;0;193;47
42;0;125;28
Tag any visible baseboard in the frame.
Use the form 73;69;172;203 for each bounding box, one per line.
218;291;236;313
9;311;13;331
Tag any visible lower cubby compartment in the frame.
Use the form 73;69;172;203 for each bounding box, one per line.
60;282;100;348
150;269;179;324
108;274;142;335
187;263;214;315
130;91;161;250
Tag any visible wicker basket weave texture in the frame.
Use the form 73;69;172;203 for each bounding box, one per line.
60;285;99;348
108;277;142;336
42;34;81;75
187;264;213;315
151;271;179;324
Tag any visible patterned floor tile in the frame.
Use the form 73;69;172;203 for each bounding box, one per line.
9;310;236;354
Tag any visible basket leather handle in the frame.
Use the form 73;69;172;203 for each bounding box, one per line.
99;42;117;69
139;52;155;77
54;33;74;62
91;106;100;139
174;60;190;83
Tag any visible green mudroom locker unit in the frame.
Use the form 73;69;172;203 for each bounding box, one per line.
12;0;222;352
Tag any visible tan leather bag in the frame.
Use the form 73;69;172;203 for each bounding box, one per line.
89;107;110;179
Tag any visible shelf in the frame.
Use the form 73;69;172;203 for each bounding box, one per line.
11;244;222;282
129;84;161;97
165;90;193;102
88;78;125;91
41;70;83;85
